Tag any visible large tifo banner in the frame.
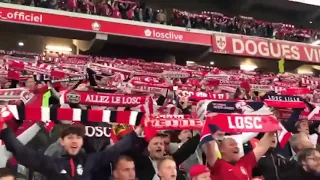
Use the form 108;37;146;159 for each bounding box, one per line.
212;34;320;63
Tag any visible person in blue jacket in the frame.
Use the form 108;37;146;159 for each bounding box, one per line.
0;122;143;180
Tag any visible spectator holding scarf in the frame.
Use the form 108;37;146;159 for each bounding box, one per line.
200;114;277;180
127;131;200;180
281;148;320;180
0;113;144;180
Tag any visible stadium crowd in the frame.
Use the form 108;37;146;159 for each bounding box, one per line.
0;0;319;43
0;50;318;180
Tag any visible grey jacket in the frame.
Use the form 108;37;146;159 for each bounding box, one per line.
44;140;63;157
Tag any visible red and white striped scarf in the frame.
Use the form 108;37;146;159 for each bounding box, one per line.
132;104;182;115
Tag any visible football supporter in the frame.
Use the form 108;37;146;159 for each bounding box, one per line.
281;148;320;180
0;120;144;180
252;134;295;180
289;133;315;160
112;155;136;180
129;133;200;180
295;120;319;146
189;164;210;180
201;126;275;180
131;134;200;180
157;157;177;180
169;130;202;178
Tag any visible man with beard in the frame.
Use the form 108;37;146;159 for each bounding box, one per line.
278;133;316;179
202;130;275;180
282;148;320;180
157;157;177;180
130;133;200;180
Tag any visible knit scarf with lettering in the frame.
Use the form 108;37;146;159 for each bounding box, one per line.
7;60;65;78
60;90;150;107
261;95;305;108
0;88;34;104
205;113;281;133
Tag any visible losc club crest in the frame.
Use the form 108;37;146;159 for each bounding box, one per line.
67;92;80;104
215;35;227;51
92;21;101;31
240;166;247;175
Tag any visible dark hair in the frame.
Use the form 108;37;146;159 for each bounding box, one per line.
297;148;318;163
60;124;85;139
114;155;134;169
234;88;244;99
0;168;14;178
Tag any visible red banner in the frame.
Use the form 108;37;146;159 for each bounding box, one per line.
0;4;211;45
212;34;320;63
62;91;149;106
278;109;320;121
146;117;203;130
208;114;281;132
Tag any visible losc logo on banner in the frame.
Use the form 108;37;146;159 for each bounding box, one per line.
85;126;112;137
227;116;263;129
212;34;320;62
67;92;80;103
215;35;227;51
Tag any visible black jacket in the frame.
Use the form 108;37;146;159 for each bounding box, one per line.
252;149;295;180
280;163;320;180
127;134;200;180
1;128;139;180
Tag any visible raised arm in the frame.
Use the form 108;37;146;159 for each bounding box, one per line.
282;108;303;133
0;123;57;175
172;134;200;166
90;125;144;168
202;139;218;168
253;132;274;161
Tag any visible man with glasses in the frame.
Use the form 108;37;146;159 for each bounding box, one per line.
282;148;320;180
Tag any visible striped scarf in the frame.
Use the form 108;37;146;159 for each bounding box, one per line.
4;105;145;130
132;104;182;115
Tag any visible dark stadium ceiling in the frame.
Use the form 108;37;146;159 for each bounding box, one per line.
145;0;320;29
